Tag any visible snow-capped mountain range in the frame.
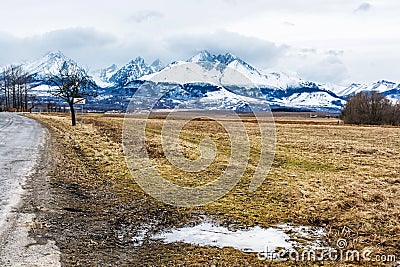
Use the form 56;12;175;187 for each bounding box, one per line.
1;50;399;112
334;80;400;102
23;51;77;78
0;51;92;97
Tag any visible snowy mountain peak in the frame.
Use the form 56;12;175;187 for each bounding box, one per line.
109;57;154;86
150;59;164;72
12;50;396;113
44;50;67;60
187;50;215;62
374;80;396;86
92;57;164;87
132;56;145;64
105;64;118;72
143;51;304;90
371;80;399;92
91;64;119;87
187;50;240;65
187;51;262;77
333;80;400;97
23;51;78;78
215;52;238;65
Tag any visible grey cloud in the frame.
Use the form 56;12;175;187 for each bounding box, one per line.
297;56;348;84
223;0;238;5
274;49;349;84
0;28;118;68
0;28;349;84
127;11;163;23
354;2;372;13
117;32;348;84
306;56;349;84
28;28;117;49
327;50;344;56
301;48;317;54
164;31;288;69
282;21;295;27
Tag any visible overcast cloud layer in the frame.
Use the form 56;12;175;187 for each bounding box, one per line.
0;0;399;85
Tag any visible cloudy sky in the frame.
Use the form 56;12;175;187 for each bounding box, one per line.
0;0;399;85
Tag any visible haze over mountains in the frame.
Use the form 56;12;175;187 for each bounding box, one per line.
2;51;399;112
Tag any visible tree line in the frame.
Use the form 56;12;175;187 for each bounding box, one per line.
341;91;400;125
0;65;34;112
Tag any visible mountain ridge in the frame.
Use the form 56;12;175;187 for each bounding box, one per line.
1;50;399;112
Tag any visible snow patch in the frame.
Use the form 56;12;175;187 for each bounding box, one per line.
152;222;327;253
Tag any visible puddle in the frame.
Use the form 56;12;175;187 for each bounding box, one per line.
132;227;149;247
152;222;327;253
116;224;152;247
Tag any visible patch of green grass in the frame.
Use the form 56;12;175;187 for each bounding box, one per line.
285;157;337;171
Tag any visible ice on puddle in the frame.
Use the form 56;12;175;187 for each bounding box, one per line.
152;222;326;253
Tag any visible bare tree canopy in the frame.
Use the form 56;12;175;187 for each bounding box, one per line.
47;62;97;126
341;91;400;125
0;65;33;112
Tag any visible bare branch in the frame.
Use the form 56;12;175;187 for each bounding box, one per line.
46;61;97;126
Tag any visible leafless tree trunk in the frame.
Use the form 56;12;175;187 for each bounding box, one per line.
47;62;96;126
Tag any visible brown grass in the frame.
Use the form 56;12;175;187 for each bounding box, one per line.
26;112;400;266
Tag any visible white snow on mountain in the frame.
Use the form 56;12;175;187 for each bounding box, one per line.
10;51;98;98
0;51;76;79
0;51;86;96
1;50;399;111
228;60;302;89
139;60;187;82
198;87;271;111
141;61;223;85
318;82;346;95
150;59;164;72
23;51;78;77
185;50;303;89
203;87;255;103
333;80;400;96
279;92;345;108
187;50;215;63
105;57;164;86
109;57;152;86
29;84;51;97
91;64;119;88
141;52;303;90
126;51;347;110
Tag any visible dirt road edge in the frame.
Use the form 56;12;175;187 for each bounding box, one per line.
0;120;61;267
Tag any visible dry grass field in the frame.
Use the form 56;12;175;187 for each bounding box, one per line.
26;112;400;266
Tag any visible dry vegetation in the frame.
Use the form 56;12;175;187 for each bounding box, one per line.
26;112;400;266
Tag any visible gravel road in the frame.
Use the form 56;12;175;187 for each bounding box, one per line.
0;113;60;266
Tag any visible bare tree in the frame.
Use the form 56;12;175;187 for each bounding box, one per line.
47;62;97;126
0;65;32;111
0;72;4;110
341;91;399;125
1;68;11;110
27;94;37;113
391;100;400;125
